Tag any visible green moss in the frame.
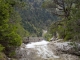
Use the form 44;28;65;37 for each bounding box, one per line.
0;52;6;60
9;51;15;57
0;44;4;52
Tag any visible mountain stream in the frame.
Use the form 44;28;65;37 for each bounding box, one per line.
16;40;80;60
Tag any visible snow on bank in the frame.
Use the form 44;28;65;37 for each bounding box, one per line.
25;40;59;59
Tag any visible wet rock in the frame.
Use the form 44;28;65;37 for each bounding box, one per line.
48;41;80;56
16;40;80;60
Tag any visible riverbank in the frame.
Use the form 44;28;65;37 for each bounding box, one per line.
16;39;80;60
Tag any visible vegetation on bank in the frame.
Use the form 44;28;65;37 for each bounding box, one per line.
43;0;80;42
0;0;56;59
19;0;58;37
0;0;80;59
0;0;29;58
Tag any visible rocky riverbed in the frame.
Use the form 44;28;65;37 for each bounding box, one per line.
16;39;80;60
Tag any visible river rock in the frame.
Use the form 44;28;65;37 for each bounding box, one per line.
16;40;80;60
48;41;80;56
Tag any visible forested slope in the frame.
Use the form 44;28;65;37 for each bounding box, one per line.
43;0;80;42
0;0;29;59
19;0;57;36
0;0;57;59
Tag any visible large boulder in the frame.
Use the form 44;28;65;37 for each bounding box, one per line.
48;41;80;56
16;40;80;60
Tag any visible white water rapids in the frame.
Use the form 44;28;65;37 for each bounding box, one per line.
16;40;80;60
25;40;59;59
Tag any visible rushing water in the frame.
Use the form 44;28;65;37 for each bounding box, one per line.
16;40;80;60
25;40;59;59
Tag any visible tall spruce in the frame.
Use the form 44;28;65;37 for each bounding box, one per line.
0;0;23;57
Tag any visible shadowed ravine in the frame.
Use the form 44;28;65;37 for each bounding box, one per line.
16;40;80;60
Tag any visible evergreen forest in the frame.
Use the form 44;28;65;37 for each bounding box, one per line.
0;0;80;60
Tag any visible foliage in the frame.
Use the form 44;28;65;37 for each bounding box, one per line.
46;0;80;42
18;0;58;36
9;51;15;57
42;0;75;19
44;33;52;41
0;0;27;57
17;23;30;37
0;44;4;52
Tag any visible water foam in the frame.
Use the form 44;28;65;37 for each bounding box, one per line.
26;40;59;59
